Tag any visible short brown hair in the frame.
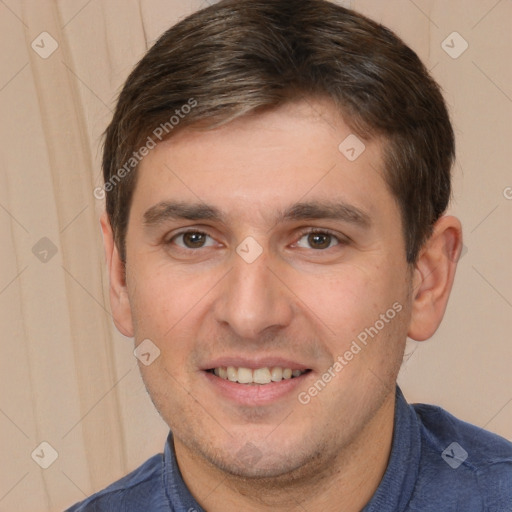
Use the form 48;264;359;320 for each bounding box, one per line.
102;0;454;263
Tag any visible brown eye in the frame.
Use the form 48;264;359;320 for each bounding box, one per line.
171;231;215;249
307;232;332;249
295;231;340;250
183;232;207;248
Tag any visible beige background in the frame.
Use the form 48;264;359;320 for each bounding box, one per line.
0;0;511;510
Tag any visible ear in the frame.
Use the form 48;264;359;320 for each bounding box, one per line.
408;215;462;341
100;212;134;337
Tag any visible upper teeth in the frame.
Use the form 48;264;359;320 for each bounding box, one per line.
212;366;306;384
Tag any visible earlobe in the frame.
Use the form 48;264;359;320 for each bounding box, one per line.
100;212;134;338
407;215;462;341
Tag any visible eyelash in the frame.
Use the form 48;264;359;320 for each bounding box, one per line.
293;228;347;249
166;228;348;251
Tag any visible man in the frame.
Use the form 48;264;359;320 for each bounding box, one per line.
68;0;512;510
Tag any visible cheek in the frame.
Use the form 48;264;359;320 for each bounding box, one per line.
126;261;193;338
293;263;402;341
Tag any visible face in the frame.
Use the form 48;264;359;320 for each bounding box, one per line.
117;99;414;479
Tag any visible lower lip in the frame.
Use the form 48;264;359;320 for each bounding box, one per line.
202;370;312;406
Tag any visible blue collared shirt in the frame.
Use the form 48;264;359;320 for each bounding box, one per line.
66;387;512;511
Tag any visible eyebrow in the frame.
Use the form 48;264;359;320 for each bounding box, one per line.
144;201;223;225
143;200;371;229
280;201;371;228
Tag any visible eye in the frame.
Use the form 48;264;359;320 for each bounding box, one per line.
170;231;216;249
295;230;341;250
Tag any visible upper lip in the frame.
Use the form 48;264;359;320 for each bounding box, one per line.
202;357;312;371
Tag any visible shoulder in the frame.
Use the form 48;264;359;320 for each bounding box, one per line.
412;402;512;509
65;453;165;511
413;402;512;465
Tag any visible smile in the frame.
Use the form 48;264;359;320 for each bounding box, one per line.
207;366;311;384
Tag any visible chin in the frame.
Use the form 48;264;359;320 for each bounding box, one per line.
189;430;330;485
207;449;312;481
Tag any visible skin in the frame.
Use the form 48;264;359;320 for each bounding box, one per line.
101;98;462;511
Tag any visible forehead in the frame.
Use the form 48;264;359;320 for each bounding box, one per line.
132;98;395;227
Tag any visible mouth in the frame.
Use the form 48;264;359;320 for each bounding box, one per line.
201;358;314;405
206;366;312;385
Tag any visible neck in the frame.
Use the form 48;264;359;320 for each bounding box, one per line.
174;390;396;512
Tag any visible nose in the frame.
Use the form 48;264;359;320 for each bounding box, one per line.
213;251;294;340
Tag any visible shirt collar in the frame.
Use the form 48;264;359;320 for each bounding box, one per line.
362;385;422;512
162;432;205;512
